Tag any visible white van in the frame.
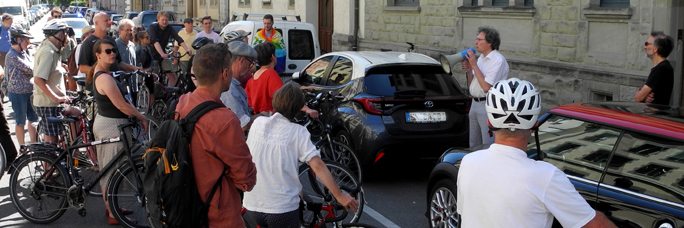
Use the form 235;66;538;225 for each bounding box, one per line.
222;13;321;76
0;1;28;29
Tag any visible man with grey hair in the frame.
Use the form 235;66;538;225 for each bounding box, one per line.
220;41;267;131
116;19;136;66
79;13;140;78
462;26;509;148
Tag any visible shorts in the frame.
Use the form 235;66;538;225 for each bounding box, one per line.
34;106;65;136
8;92;38;126
154;59;176;74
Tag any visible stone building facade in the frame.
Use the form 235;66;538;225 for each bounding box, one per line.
332;0;684;111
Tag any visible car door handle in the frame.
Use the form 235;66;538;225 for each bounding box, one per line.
288;64;297;69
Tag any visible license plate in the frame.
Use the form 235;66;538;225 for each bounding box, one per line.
406;112;447;123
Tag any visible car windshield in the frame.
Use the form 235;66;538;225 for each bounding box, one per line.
364;65;465;97
113;16;122;21
65;20;88;29
0;7;22;15
128;13;139;19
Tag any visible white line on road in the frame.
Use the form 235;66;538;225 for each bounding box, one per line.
364;206;401;228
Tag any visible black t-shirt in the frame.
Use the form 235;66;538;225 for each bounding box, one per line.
78;34;122;72
147;22;184;61
645;60;674;106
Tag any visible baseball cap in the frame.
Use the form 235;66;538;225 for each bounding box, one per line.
183;18;193;24
228;41;257;59
82;25;94;35
235;30;251;38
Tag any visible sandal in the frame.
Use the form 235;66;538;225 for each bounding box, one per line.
105;208;134;216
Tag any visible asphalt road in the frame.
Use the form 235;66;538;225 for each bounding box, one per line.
0;15;438;228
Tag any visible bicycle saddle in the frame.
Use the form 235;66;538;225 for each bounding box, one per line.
165;86;180;93
76;80;86;86
47;116;79;123
73;75;86;81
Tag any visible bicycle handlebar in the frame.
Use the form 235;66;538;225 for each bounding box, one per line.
301;184;361;225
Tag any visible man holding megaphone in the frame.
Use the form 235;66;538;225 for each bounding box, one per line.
462;27;509;148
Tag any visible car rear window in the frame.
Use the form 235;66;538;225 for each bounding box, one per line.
364;65;465;97
288;29;314;60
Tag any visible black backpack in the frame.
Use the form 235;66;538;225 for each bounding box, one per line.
143;101;225;228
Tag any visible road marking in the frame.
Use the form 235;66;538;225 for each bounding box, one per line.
364;206;401;228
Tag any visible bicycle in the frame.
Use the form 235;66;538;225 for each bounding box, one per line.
111;69;155;115
8;116;148;228
295;92;363;182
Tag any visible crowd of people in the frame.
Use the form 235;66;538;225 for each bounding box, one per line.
0;8;355;227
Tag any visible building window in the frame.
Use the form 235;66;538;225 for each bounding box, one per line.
524;0;534;6
395;0;419;6
289;0;295;7
492;0;508;6
600;0;629;8
592;91;613;101
239;0;250;5
472;0;478;6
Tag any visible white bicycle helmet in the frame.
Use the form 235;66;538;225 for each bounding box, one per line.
220;30;242;44
485;78;541;131
43;19;71;37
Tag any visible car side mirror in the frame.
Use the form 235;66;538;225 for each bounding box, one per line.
292;71;300;80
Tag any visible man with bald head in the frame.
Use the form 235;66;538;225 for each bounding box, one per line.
78;12;140;82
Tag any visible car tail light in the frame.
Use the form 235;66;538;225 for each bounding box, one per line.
354;98;383;115
374;152;385;163
465;97;472;113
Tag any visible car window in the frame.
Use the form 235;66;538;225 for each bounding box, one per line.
288;29;314;60
303;56;333;85
113;16;123;21
527;115;620;182
0;7;22;15
142;14;156;28
326;57;352;86
65;20;88;29
363;65;465;97
601;131;684;204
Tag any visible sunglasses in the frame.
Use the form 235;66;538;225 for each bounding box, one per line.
54;15;62;18
103;48;117;54
644;41;652;46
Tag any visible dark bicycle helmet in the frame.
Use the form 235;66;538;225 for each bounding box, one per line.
191;37;214;50
10;29;34;45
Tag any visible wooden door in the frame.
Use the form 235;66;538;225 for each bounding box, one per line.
318;0;333;54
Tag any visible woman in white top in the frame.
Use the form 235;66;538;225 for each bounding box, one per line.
243;82;358;227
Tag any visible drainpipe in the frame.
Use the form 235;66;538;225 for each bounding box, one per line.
353;0;359;51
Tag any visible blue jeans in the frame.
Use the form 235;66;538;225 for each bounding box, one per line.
8;92;37;126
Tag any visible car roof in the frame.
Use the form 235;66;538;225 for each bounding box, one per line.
62;17;87;22
550;102;684;140
326;51;439;67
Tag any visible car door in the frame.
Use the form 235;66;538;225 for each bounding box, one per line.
528;114;621;209
597;131;684;228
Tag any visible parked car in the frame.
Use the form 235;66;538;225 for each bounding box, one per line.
222;13;320;76
427;101;684;228
84;8;99;24
76;7;87;17
122;11;139;20
131;10;177;33
291;51;470;170
63;17;89;43
108;14;123;37
62;13;79;18
0;4;29;29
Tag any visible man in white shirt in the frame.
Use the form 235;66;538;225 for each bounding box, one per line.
456;78;616;228
196;16;220;43
462;27;508;148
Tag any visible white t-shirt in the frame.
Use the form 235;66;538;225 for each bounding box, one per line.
456;144;595;228
196;30;221;44
75;44;85;79
469;50;508;97
243;113;320;213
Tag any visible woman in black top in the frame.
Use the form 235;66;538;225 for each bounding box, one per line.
85;39;147;225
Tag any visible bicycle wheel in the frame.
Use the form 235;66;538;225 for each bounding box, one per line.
34;122;45;143
0;144;5;179
319;140;363;183
9;153;69;223
107;162;149;228
298;160;364;223
136;86;150;114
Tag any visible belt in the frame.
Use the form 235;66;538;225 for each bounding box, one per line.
473;97;486;102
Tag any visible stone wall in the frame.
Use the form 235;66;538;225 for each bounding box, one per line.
336;0;682;110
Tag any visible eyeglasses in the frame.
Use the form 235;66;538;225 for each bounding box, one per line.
644;41;652;46
103;48;117;55
243;57;255;67
203;22;211;25
54;15;62;18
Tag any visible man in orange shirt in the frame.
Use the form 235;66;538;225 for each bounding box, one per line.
175;43;257;227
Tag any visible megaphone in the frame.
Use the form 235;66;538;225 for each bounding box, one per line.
439;48;476;74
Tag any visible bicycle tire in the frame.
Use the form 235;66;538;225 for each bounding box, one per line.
145;115;160;144
343;223;378;228
319;140;363;183
298;160;364;224
0;144;5;179
107;162;149;228
149;100;167;122
137;86;150;114
9;153;69;223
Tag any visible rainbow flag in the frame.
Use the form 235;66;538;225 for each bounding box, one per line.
253;29;286;74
